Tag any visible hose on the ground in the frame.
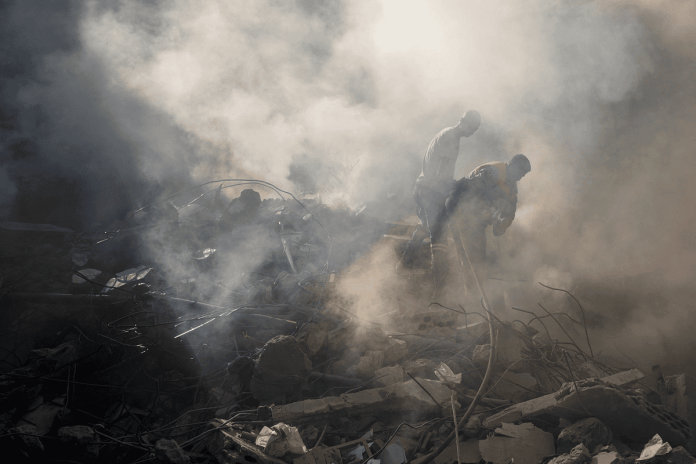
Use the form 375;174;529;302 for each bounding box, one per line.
416;226;498;464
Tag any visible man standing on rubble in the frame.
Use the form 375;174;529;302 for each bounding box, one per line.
446;154;531;284
398;110;481;294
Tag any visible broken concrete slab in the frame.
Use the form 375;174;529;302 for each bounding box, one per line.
379;442;407;464
271;377;456;423
549;444;591;464
256;423;307;457
430;438;481;464
661;446;696;464
484;369;644;427
591;451;628;464
9;425;44;460
490;371;539;403
295;323;327;356
487;375;691;447
664;374;696;454
58;425;100;460
155;438;190;464
251;335;312;402
18;396;65;435
402;359;439;380
557;418;613;454
458;321;490;340
637;434;673;461
351;350;385;378
479;422;555;464
294;435;373;464
383;338;409;365
374;365;405;387
207;419;287;464
433;362;461;384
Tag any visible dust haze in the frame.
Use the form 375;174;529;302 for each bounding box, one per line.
2;1;696;374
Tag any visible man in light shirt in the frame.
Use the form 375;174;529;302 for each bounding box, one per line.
398;110;481;295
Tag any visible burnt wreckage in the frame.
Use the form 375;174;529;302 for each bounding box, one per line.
0;181;694;464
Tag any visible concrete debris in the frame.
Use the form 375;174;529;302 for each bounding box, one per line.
638;434;673;461
102;265;153;293
433;362;461;384
429;438;481;464
402;359;440;380
272;377;457;423
4;198;696;464
487;375;692;446
207;419;287;464
296;323;328;356
19;395;65;435
9;425;44;459
57;425;100;460
154;438;191;464
256;423;308;457
293;434;373;464
490;370;539;403
659;447;696;464
557;418;614;454
663;374;696;453
251;335;313;403
549;444;592;464
590;451;627;464
377;442;407;464
479;422;555;464
351;351;385;378
484;369;644;426
374;365;405;387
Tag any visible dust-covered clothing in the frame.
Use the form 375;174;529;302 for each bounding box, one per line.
466;161;518;236
446;161;519;265
415;126;464;195
413;184;448;246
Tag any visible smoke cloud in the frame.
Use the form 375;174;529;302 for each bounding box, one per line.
2;1;696;373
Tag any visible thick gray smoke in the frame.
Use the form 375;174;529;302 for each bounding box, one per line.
2;1;696;372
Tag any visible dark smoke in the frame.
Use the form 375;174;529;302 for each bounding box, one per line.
0;0;204;228
1;0;696;375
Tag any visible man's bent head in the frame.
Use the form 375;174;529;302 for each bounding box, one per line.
458;110;481;137
507;154;531;182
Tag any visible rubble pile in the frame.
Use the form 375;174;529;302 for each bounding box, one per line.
1;188;695;463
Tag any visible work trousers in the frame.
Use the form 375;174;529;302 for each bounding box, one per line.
399;184;450;288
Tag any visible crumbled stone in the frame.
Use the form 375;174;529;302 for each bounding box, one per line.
154;438;190;464
557;418;613;454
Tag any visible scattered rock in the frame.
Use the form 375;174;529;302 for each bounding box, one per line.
155;438;190;464
251;335;312;402
354;416;378;433
296;323;327;356
591;451;627;464
403;359;439;380
58;425;100;460
382;338;409;365
350;351;384;378
374;365;405;387
9;425;44;460
661;446;696;464
300;424;319;448
557;418;613;454
472;344;492;367
549;444;591;464
479;422;555;464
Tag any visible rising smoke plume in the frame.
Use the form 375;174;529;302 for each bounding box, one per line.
2;1;696;372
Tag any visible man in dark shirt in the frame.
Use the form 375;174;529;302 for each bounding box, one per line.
446;154;531;281
398;110;481;295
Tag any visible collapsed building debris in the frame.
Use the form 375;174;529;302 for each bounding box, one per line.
2;186;696;464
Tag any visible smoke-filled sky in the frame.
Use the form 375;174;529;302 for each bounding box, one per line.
1;1;696;313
